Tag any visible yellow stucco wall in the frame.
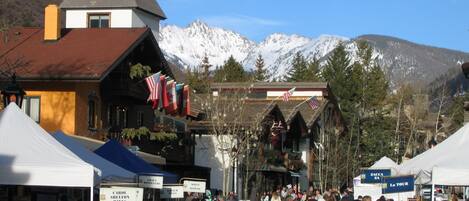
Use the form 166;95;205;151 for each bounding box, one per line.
26;91;76;135
74;83;103;138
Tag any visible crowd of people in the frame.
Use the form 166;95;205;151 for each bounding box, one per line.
185;185;399;201
258;185;353;201
257;185;396;201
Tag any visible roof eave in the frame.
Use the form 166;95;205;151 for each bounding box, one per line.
98;28;151;82
60;6;166;20
15;76;101;82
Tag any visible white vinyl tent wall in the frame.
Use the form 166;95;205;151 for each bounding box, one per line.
398;123;469;186
0;104;98;191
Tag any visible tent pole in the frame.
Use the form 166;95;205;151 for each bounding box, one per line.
431;183;435;201
90;186;93;201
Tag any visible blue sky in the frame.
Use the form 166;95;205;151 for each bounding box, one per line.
158;0;469;52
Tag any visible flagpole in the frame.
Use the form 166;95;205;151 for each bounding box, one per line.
293;98;310;110
265;87;296;109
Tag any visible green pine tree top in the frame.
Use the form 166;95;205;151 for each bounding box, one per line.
286;52;308;82
215;55;247;82
254;54;268;81
200;54;212;79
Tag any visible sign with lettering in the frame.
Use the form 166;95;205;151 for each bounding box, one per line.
99;187;143;201
161;185;184;199
382;175;414;194
361;169;391;183
183;180;206;193
138;175;164;189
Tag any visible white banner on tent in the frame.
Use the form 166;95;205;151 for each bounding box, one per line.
100;187;143;201
138;175;163;189
183;180;206;193
161;185;184;199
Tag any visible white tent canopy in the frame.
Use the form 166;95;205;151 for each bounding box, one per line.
369;156;398;169
53;131;136;183
398;123;469;185
0;103;98;187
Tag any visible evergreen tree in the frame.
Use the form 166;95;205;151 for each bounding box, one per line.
213;65;225;82
286;52;308;82
322;43;353;114
186;66;209;93
254;54;268;81
365;64;388;111
200;54;212;79
217;55;247;82
304;57;320;82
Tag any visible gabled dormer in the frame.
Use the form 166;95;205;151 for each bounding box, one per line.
60;0;166;36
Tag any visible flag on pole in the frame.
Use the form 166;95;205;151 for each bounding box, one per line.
165;80;176;113
183;85;191;116
175;83;184;115
145;72;161;109
282;87;296;102
159;75;169;110
307;96;320;110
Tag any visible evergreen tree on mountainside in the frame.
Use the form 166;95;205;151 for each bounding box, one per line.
286;52;308;82
214;55;247;82
254;54;268;81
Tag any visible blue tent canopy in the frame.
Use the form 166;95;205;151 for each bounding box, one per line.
53;131;136;183
94;140;178;183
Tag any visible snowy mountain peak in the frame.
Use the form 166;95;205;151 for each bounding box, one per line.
158;20;469;84
187;20;211;32
159;21;348;77
263;33;311;45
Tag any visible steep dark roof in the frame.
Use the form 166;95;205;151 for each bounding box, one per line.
0;27;171;80
60;0;167;19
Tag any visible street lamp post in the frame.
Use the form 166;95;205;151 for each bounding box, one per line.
231;146;237;194
1;74;26;108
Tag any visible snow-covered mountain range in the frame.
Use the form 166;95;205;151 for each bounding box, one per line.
159;20;347;78
158;20;469;85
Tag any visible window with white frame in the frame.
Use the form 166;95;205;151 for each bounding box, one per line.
22;96;40;123
88;13;110;28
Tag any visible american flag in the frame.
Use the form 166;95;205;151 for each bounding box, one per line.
145;72;161;108
307;96;320;110
282;87;296;102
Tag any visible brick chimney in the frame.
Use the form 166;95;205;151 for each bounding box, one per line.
44;4;61;41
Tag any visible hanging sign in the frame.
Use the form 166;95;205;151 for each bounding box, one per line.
361;169;391;183
161;185;185;199
99;187;143;201
183;180;206;193
138;175;164;189
382;175;415;194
